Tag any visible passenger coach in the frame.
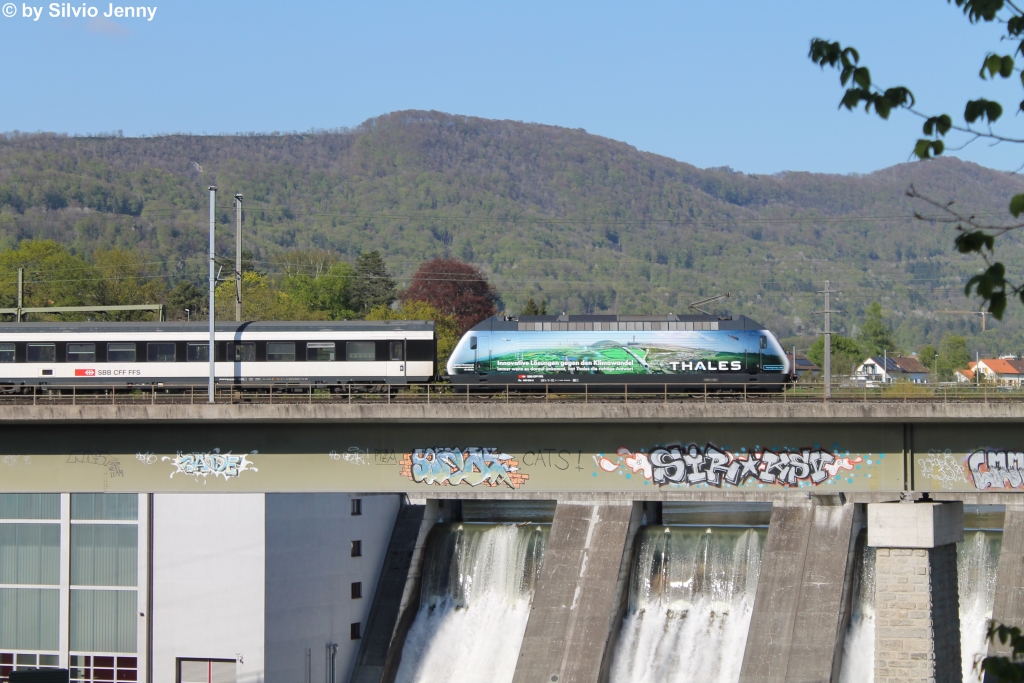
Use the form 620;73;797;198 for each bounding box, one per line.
0;321;436;391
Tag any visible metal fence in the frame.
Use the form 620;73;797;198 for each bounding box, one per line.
0;381;1021;406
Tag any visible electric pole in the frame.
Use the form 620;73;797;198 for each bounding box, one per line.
818;280;838;399
208;186;217;403
234;193;243;322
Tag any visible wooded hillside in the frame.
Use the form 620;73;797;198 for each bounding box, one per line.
2;109;1023;354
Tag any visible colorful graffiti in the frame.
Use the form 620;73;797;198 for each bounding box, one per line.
400;448;528;489
162;448;259;480
966;449;1024;490
596;444;865;487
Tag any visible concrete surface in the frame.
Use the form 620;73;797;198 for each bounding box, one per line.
868;502;965;548
350;499;430;683
989;506;1024;658
738;500;858;683
3;401;1024;424
511;501;639;683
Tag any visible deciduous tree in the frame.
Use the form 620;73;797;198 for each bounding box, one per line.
401;257;498;333
366;300;460;374
807;335;864;377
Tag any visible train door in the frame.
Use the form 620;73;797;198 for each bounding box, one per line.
386;341;406;382
475;335;490;373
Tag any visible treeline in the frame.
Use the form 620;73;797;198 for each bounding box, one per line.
0;240;501;369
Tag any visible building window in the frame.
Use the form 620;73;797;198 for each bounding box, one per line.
177;658;236;683
70;655;137;683
351;540;361;557
350;623;361;640
351;499;362;516
351;582;362;599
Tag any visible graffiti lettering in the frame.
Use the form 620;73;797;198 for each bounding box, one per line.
136;452;157;465
2;455;31;466
917;450;968;487
967;449;1024;490
67;452;116;467
602;443;855;488
162;448;259;480
400;448;528;489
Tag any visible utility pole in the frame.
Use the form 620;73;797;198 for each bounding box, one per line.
208;186;217;403
16;268;23;323
234;193;243;322
818;280;837;399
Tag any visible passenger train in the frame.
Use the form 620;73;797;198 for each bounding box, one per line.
0;313;791;391
446;314;792;387
0;321;436;391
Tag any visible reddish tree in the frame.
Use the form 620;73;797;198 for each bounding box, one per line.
401;258;498;332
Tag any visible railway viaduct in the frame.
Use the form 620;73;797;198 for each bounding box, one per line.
2;401;1022;683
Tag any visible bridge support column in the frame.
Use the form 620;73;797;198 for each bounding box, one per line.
868;501;964;683
351;498;440;683
511;500;641;683
739;496;859;683
988;505;1024;658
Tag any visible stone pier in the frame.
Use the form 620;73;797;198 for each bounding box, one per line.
868;501;964;683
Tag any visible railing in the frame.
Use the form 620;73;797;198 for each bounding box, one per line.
0;380;1019;406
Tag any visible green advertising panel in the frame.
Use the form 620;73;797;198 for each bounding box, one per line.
0;423;906;493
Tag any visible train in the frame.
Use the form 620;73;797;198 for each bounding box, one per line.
0;313;792;391
446;314;791;387
0;321;436;391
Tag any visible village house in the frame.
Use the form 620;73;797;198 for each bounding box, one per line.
854;355;930;385
956;358;1024;386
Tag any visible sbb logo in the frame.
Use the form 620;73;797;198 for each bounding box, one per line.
75;369;96;377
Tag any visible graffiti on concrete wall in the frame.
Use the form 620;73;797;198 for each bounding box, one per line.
917;450;968;487
400;448;529;489
596;443;869;487
163;448;259;480
966;449;1024;490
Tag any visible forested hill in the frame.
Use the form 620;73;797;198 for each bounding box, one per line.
2;109;1024;352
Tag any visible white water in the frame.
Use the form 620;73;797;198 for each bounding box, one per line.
838;530;1002;683
394;523;548;683
609;526;765;683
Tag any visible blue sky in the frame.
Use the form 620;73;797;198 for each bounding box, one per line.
0;0;1019;175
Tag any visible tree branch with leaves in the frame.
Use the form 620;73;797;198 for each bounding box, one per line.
810;0;1024;319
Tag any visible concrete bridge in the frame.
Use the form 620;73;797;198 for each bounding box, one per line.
1;403;1021;683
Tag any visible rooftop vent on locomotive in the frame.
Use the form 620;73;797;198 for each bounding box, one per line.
445;314;792;393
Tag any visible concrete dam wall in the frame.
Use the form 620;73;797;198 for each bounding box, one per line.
352;498;1022;683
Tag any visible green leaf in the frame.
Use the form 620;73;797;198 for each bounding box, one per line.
955;230;995;253
1010;193;1024;217
991;291;1008;320
932;139;944;155
853;66;871;88
914;139;933;159
1001;55;1015;77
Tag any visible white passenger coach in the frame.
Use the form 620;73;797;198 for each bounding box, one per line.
0;321;436;391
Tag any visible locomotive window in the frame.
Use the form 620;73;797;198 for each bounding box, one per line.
346;342;375;362
27;344;56;363
0;343;14;363
186;343;209;362
759;335;767;349
67;343;96;363
307;342;336;361
147;342;176;362
469;337;477;350
107;343;136;362
227;342;256;362
389;342;404;361
266;342;296;362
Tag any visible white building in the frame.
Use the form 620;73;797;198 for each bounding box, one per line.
854;355;930;385
0;492;401;683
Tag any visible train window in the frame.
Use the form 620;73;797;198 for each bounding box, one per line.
186;343;209;362
27;344;56;363
406;340;434;361
346;342;375;362
147;342;176;362
759;335;768;349
389;342;404;361
307;342;336;361
227;342;256;362
0;343;14;363
469;337;477;350
107;343;136;362
67;343;96;363
266;342;296;362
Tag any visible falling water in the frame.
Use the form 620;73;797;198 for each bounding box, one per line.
394;522;549;683
609;526;766;683
838;529;1002;683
